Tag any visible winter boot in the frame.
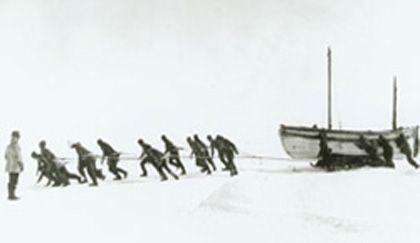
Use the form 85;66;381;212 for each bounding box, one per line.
8;184;19;201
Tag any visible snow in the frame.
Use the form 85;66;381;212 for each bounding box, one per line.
0;1;419;242
1;158;420;243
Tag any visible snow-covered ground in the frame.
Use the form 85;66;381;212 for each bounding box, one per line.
1;157;420;243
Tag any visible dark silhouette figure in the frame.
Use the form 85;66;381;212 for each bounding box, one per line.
137;139;179;181
32;151;57;186
54;160;83;186
187;137;211;174
216;135;239;176
161;135;186;175
71;143;104;186
39;141;82;186
356;135;385;167
97;139;127;180
207;135;230;171
314;131;334;170
396;134;419;169
39;141;65;186
377;135;395;168
193;134;216;171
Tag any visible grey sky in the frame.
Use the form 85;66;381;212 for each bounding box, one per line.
0;0;418;159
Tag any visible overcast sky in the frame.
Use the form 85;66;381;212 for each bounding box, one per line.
0;0;419;160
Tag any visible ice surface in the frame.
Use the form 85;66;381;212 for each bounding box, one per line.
0;158;420;243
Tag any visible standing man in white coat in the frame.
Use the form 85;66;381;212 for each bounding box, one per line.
5;131;23;200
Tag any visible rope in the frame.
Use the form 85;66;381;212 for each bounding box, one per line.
55;150;309;164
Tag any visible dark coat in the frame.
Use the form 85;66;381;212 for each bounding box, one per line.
98;141;119;156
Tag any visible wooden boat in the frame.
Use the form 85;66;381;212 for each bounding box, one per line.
280;125;418;159
279;48;419;160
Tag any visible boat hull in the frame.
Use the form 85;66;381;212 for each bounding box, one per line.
279;125;419;160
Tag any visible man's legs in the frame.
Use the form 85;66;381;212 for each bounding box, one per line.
108;159;122;180
51;167;64;187
139;157;151;177
204;152;216;171
225;151;238;176
37;172;46;184
175;158;186;175
62;167;82;183
218;154;230;171
161;162;179;180
57;168;70;186
8;173;19;200
116;166;128;178
155;165;168;181
169;155;186;175
78;163;88;183
406;153;419;169
86;161;98;186
197;158;211;175
385;156;395;168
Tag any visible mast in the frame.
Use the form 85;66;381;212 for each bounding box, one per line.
327;47;332;130
392;76;397;130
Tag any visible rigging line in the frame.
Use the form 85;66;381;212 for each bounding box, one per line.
55;147;310;163
55;154;311;163
235;149;309;162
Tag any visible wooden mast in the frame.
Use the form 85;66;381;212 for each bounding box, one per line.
392;76;397;130
327;47;332;130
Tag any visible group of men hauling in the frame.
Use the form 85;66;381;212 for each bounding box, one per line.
33;141;107;187
315;131;419;171
32;134;239;187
